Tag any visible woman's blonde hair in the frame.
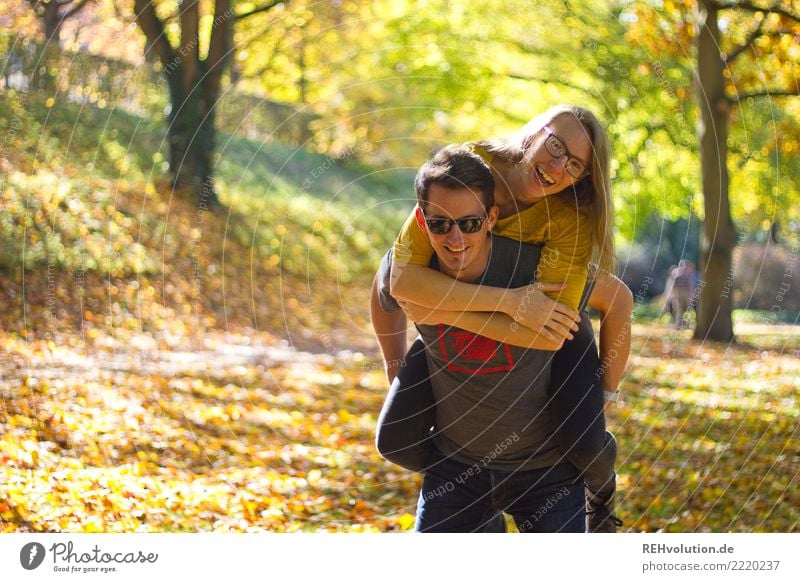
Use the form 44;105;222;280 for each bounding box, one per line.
475;105;615;274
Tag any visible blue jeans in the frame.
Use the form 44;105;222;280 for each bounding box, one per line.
415;452;585;533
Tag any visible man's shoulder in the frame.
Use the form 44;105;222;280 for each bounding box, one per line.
376;249;402;312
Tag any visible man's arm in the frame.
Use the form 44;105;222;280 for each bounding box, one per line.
370;271;408;383
399;301;566;351
586;272;633;394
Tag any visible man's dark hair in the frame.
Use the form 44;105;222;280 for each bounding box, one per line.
414;144;495;209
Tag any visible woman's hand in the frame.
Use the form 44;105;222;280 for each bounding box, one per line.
503;281;580;340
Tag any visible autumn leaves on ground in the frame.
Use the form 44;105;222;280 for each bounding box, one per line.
2;94;799;533
3;318;799;532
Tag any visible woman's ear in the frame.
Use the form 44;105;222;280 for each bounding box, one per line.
414;206;427;231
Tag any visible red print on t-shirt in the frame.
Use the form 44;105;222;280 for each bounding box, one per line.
437;325;515;374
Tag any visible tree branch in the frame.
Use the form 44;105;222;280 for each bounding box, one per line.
133;0;176;70
731;89;800;101
718;1;800;24
507;72;595;97
724;17;764;62
235;0;285;21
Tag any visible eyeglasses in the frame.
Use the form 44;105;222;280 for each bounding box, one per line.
542;126;589;179
424;215;487;235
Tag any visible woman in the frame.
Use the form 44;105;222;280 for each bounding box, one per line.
372;105;631;532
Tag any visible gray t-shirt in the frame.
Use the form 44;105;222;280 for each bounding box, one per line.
378;235;567;471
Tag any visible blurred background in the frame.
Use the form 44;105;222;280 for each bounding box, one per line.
0;0;798;533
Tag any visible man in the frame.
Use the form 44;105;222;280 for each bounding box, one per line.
372;145;588;532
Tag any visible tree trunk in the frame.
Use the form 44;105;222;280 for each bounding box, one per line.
166;70;221;209
693;0;737;342
32;1;61;94
43;1;61;43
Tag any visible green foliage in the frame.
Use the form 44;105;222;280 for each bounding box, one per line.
0;87;411;282
0;168;156;276
0;93;159;276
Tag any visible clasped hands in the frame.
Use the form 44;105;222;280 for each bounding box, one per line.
398;281;580;342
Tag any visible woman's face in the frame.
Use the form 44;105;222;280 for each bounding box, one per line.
518;114;592;202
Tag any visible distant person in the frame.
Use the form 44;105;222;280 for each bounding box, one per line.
661;264;676;319
663;260;692;328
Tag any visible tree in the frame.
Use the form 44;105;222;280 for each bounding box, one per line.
133;0;285;208
24;0;94;92
235;0;518;164
552;0;799;341
26;0;93;44
692;0;799;341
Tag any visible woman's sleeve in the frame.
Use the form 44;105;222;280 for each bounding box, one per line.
392;210;434;268
534;206;592;312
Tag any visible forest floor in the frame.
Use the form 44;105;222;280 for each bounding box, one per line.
2;320;798;532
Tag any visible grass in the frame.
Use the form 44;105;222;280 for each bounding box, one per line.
0;89;414;346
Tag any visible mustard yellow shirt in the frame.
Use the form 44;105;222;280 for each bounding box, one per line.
393;148;591;311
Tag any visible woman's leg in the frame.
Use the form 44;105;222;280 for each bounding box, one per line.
375;338;437;473
548;313;619;530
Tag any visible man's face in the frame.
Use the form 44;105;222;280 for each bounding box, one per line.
416;183;498;279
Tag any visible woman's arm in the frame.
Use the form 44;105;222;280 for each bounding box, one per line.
390;210;579;339
399;300;567;351
370;271;409;383
392;263;579;339
586;272;633;394
521;199;592;313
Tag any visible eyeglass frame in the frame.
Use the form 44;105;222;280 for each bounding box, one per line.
541;125;590;180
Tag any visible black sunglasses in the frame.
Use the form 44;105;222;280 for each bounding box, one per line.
424;216;487;235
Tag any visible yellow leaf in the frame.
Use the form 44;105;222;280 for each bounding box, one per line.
398;513;415;531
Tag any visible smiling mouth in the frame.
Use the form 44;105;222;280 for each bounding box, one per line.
535;164;556;186
444;244;468;253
